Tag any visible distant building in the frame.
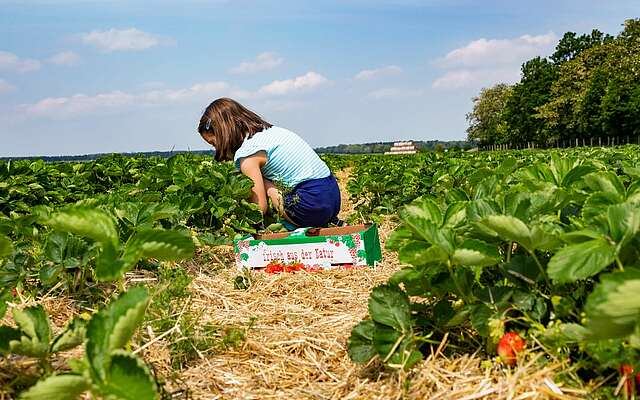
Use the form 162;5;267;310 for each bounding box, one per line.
385;141;417;155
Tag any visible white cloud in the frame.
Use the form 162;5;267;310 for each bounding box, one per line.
0;51;41;72
81;28;175;52
142;81;229;103
355;65;402;81
367;87;422;100
257;72;329;96
21;72;329;119
432;68;521;90
432;32;557;90
0;79;15;94
48;51;81;66
230;52;284;74
22;81;229;119
436;32;556;68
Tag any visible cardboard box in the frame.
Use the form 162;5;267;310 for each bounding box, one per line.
234;224;382;270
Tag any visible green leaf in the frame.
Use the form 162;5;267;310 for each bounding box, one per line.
445;307;470;327
606;203;640;246
585;269;640;340
99;351;158;400
402;197;443;226
399;198;456;254
481;215;533;251
372;324;422;370
529;222;562;251
452;239;500;267
50;317;86;354
95;243;127;282
19;374;90;400
389;265;444;297
466;199;500;222
385;226;415;251
0;235;12;259
348;320;376;364
0;326;22;354
443;202;467;227
40;264;63;285
561;165;597;187
44;232;68;264
582;192;622;220
123;229;195;264
86;287;148;382
470;304;493;337
367;285;412;332
548;239;616;284
0;289;12;320
543;323;589;345
44;208;118;247
397;242;447;266
11;305;51;357
560;229;604;244
584;172;625;199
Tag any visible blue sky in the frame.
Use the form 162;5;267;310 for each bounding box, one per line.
0;0;637;156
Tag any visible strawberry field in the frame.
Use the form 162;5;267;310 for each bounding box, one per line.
344;146;640;398
1;146;640;398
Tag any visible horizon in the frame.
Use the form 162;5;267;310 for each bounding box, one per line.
0;1;637;157
2;138;469;159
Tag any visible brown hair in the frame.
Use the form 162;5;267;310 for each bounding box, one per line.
197;98;273;161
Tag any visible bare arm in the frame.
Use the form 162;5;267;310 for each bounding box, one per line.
239;152;269;214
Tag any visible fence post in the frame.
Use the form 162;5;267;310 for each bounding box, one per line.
590;138;593;147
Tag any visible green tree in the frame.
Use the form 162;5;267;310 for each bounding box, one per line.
538;19;640;141
466;83;513;145
551;30;614;64
502;57;557;144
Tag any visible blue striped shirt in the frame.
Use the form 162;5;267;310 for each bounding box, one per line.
233;126;330;188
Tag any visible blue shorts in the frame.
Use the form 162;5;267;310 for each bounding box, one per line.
283;175;341;228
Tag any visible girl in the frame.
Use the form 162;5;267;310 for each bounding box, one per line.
197;98;341;230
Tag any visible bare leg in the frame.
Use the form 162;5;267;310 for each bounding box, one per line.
263;178;298;227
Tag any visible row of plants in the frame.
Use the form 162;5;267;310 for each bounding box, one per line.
0;153;265;397
0;152;268;295
346;146;640;397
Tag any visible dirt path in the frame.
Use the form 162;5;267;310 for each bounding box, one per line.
164;169;402;399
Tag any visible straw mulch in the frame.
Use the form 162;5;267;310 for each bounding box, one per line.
161;249;586;400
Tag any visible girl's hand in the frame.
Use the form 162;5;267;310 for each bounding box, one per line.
239;152;269;214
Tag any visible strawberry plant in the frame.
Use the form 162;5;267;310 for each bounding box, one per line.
41;207;195;282
0;306;85;374
348;147;640;386
18;287;158;400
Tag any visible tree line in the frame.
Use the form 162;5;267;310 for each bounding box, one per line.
466;19;640;147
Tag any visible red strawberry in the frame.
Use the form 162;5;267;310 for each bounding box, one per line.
497;332;526;366
265;260;284;274
620;364;634;397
